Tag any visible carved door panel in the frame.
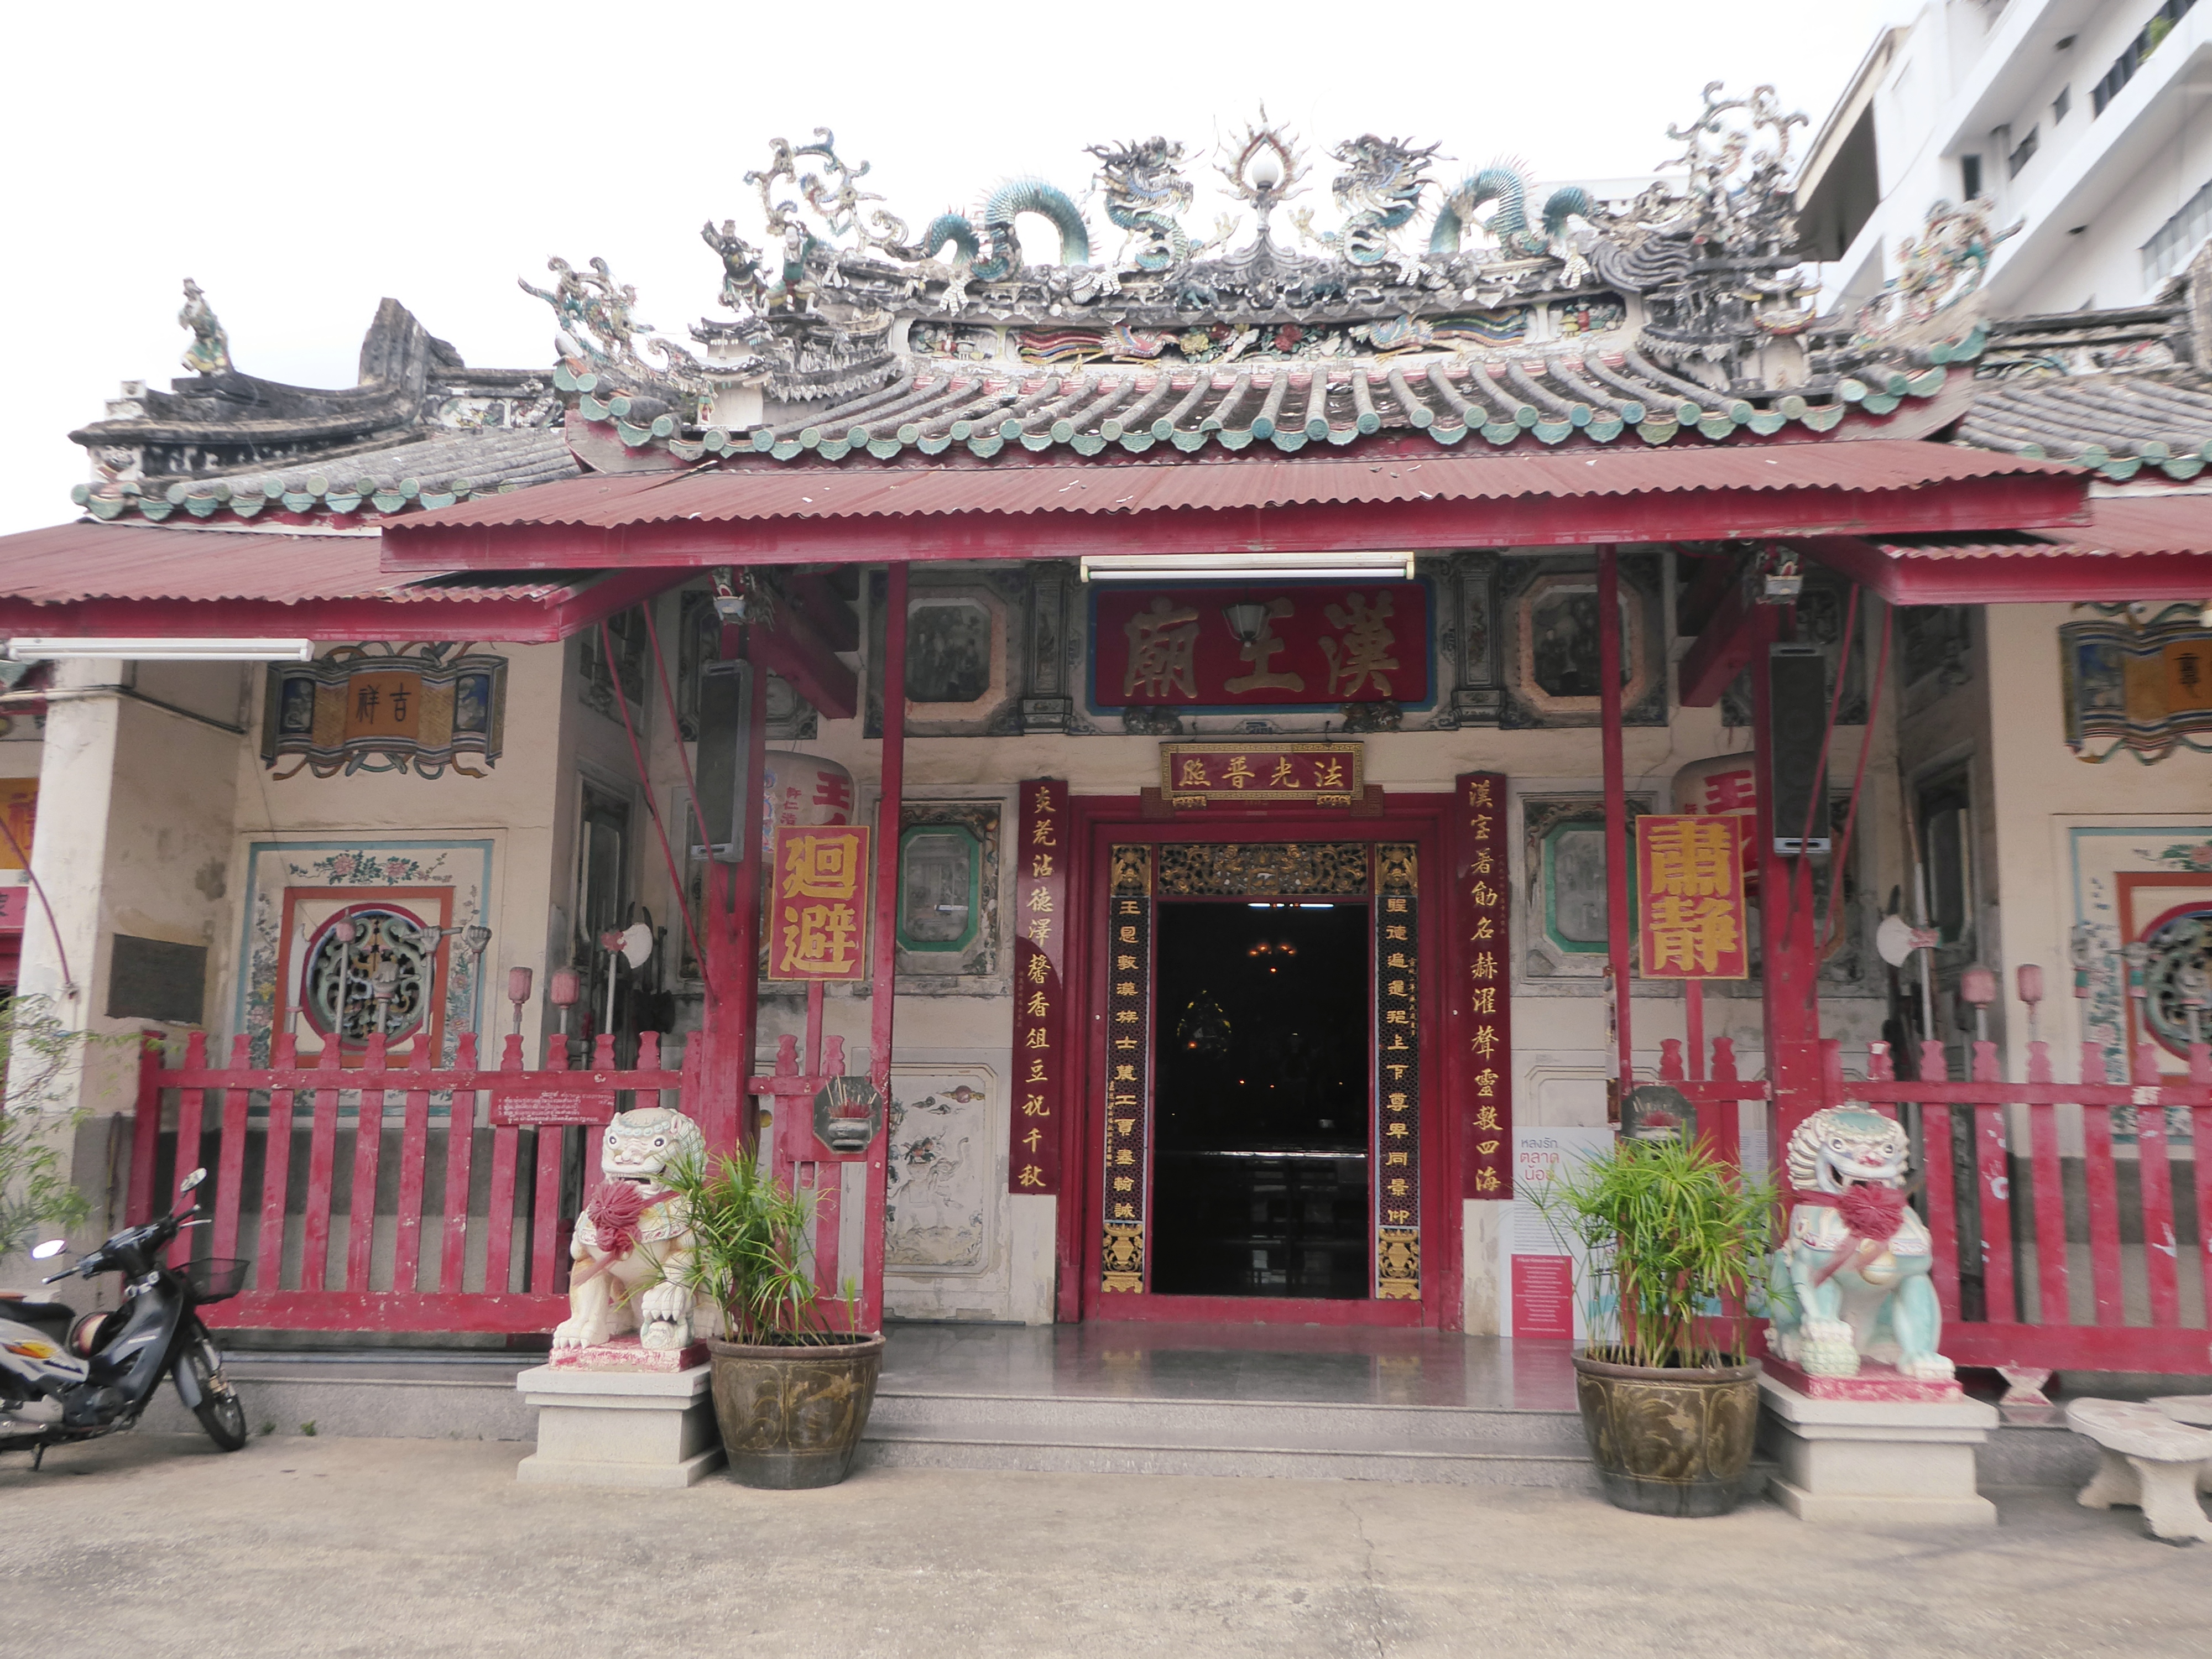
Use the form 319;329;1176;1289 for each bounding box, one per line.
1092;837;1427;1316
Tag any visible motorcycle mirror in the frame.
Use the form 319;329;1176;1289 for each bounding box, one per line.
30;1239;67;1260
179;1167;207;1193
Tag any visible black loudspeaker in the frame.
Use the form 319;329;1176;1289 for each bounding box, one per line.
1767;644;1832;855
691;660;754;863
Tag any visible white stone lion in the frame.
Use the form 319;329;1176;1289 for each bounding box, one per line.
553;1106;705;1353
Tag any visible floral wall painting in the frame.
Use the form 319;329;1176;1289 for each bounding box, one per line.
236;838;495;1064
2066;822;2212;1121
261;644;507;779
884;1066;995;1275
1498;552;1666;729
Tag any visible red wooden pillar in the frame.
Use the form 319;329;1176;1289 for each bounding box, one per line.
861;562;909;1332
1750;629;1828;1161
1597;546;1634;1103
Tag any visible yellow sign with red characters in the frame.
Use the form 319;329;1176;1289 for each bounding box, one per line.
768;825;872;982
1635;815;1749;980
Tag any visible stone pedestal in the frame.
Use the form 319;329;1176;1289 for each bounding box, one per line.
514;1361;723;1489
1758;1373;1998;1526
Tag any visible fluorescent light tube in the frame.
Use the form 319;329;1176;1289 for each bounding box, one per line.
1079;552;1414;583
6;638;315;662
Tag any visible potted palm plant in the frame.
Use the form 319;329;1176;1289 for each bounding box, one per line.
1528;1132;1776;1517
662;1148;883;1490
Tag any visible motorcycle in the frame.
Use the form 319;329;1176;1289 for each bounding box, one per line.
2;1167;250;1466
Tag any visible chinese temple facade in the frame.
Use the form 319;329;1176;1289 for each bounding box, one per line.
6;89;2211;1362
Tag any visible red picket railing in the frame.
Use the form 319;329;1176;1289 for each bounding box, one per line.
1860;1036;2212;1374
128;1028;700;1334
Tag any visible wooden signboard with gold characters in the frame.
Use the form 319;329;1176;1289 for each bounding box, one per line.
768;825;873;982
1159;741;1363;808
262;644;507;779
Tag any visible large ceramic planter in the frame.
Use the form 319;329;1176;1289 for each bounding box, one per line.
1571;1351;1760;1517
706;1333;885;1489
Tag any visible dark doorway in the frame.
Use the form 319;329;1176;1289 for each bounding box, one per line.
1150;900;1371;1298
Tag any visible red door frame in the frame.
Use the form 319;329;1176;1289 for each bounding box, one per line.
1055;792;1458;1328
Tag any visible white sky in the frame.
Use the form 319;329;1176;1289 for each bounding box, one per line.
1;0;1917;536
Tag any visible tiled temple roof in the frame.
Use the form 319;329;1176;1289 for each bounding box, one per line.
71;425;578;525
618;333;1981;467
1954;296;2212;482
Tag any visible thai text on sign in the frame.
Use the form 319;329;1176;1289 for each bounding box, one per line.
1457;774;1511;1199
1010;780;1068;1195
1160;742;1363;807
1635;815;1749;979
768;825;872;981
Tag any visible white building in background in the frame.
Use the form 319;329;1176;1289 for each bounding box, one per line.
1798;0;2212;316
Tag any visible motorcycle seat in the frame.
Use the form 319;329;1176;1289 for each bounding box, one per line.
0;1295;75;1335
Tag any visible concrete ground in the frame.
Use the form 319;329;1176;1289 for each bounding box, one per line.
3;1433;2207;1659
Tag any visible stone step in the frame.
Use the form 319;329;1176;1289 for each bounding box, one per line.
869;1388;1591;1451
861;1431;1600;1486
863;1388;1595;1485
138;1355;535;1442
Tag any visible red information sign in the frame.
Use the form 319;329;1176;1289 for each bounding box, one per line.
491;1081;618;1126
1456;773;1512;1199
1511;1254;1574;1340
1010;780;1068;1194
1634;815;1750;979
0;886;25;931
767;825;872;982
1094;582;1428;708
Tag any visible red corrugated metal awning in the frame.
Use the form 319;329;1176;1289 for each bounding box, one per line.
380;438;2093;571
0;520;682;641
1809;493;2212;601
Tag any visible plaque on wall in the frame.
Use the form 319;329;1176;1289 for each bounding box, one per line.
262;644;508;779
106;935;207;1025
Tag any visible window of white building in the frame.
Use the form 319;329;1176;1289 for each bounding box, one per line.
2143;174;2212;289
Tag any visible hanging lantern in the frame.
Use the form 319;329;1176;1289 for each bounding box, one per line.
760;754;857;856
1672;752;1760;896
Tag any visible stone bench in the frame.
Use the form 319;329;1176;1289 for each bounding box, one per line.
2067;1399;2212;1544
2150;1393;2212;1492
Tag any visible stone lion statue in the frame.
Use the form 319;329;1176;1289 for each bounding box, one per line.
553;1106;705;1353
1765;1106;1954;1383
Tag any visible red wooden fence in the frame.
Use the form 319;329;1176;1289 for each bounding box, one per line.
128;1029;702;1334
1859;1036;2212;1374
1655;1032;2210;1375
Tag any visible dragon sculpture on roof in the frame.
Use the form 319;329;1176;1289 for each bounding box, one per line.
1294;134;1438;282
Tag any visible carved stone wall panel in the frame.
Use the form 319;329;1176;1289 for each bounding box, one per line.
1497;551;1667;729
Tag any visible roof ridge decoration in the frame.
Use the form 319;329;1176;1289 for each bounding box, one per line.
546;85;2001;469
69;288;570;529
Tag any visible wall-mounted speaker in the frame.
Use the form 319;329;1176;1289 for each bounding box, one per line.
691;659;754;863
1767;644;1832;855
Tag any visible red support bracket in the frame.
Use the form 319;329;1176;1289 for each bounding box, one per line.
1678;578;1779;709
750;591;859;721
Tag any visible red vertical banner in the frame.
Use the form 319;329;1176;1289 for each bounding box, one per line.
1011;779;1068;1194
1456;773;1511;1198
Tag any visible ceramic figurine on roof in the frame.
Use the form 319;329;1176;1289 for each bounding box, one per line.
1847;196;2021;354
177;279;230;376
